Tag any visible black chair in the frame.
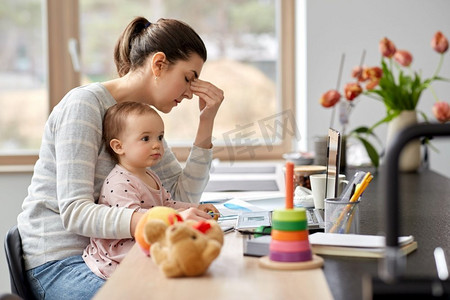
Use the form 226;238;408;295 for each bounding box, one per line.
4;225;34;299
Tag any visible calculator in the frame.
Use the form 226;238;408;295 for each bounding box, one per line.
235;211;272;231
236;209;324;231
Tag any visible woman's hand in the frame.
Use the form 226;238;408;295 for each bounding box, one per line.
190;79;224;122
190;79;224;149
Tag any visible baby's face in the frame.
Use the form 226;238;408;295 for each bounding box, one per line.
119;112;165;168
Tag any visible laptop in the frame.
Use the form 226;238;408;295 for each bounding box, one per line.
307;128;341;229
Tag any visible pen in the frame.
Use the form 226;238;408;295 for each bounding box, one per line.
330;172;373;233
349;172;373;202
349;183;356;200
207;211;221;221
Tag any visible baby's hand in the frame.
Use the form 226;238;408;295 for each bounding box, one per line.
198;204;220;220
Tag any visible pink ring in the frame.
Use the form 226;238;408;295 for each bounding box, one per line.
270;240;310;253
269;249;312;262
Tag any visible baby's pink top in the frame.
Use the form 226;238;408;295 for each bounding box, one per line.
83;164;195;279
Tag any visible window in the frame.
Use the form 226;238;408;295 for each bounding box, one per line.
1;0;295;166
0;0;80;166
0;0;47;164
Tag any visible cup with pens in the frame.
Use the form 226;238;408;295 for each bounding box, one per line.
324;171;373;234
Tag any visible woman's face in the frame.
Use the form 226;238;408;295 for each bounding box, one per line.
150;53;204;113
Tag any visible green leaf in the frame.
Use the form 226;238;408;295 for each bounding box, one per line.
352;135;380;168
370;110;401;131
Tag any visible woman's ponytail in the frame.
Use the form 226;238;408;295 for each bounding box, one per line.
113;17;207;77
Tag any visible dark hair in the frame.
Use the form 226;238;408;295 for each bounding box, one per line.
114;17;207;77
103;101;160;161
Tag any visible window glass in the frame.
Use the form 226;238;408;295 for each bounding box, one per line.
79;0;279;148
0;0;47;154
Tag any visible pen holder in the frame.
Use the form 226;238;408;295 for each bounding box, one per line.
324;198;360;234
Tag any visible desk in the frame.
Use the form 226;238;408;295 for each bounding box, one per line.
95;168;450;300
324;167;450;299
94;232;332;300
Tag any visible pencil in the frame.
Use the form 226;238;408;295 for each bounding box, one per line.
329;172;373;233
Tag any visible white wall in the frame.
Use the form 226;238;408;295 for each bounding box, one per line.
296;0;450;178
0;172;32;295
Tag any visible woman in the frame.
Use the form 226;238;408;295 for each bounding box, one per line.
17;17;223;299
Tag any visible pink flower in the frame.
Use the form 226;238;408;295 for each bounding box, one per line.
394;50;413;67
431;31;449;54
320;89;341;108
432;101;450;123
379;37;396;58
344;82;363;101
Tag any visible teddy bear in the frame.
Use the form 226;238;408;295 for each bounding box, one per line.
135;207;224;278
134;206;183;256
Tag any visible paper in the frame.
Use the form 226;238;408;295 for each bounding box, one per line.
216;198;267;218
309;232;414;248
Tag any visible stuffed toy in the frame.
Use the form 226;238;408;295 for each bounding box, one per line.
134;207;182;256
135;207;224;278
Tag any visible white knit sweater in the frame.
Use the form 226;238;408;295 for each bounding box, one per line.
17;83;212;270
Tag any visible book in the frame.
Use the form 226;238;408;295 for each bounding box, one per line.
243;235;271;257
243;233;417;258
308;232;417;258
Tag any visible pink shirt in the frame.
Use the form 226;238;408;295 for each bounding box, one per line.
83;164;195;279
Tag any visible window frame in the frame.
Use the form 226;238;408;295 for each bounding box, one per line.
0;0;295;166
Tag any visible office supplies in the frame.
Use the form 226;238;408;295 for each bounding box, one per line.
349;172;373;202
215;198;266;220
220;225;235;234
308;233;417;258
328;172;373;233
207;211;220;220
325;198;360;234
325;128;342;199
236;211;271;231
306;208;324;229
337;170;366;202
223;203;252;212
244;233;418;259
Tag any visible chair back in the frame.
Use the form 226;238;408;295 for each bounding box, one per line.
4;225;34;299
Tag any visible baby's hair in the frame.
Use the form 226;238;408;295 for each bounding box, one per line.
103;101;160;161
114;17;207;77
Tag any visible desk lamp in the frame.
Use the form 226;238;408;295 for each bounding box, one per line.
368;123;450;298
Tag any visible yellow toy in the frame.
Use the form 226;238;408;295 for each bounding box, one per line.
134;207;182;256
135;207;224;278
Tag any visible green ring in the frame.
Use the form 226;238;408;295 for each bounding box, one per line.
272;208;306;222
272;219;308;231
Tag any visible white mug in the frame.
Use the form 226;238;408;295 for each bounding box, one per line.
310;174;348;209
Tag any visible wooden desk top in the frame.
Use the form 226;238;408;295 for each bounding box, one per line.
94;231;333;300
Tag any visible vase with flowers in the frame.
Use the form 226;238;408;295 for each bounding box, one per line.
320;31;450;171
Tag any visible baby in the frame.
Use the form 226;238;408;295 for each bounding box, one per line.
83;101;217;279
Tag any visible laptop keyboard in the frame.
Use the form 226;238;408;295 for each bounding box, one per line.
307;209;319;225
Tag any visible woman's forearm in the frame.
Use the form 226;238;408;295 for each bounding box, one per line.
194;118;214;149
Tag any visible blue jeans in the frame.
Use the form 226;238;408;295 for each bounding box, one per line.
27;255;105;300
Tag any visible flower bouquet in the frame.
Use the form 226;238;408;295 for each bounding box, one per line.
320;31;450;168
